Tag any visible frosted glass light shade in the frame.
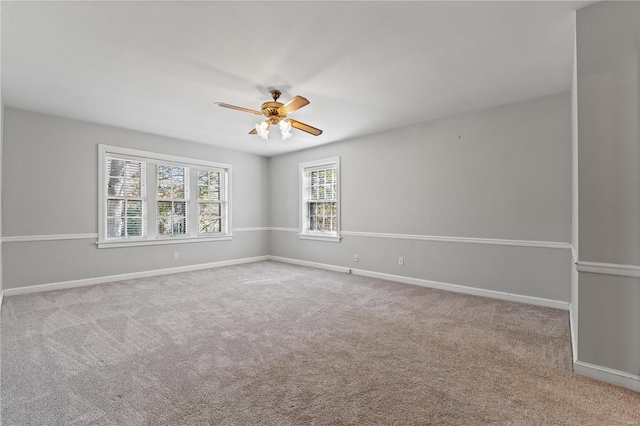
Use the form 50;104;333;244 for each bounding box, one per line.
255;121;269;140
279;119;292;133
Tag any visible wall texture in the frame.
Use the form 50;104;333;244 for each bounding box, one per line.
270;93;572;303
1;108;270;289
575;1;640;386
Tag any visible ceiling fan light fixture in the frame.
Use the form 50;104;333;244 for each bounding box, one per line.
217;90;322;139
256;121;269;140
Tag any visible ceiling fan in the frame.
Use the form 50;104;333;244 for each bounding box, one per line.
216;90;323;140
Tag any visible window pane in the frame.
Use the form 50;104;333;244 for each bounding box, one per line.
125;179;141;197
172;184;185;199
107;159;125;177
108;178;124;196
173;218;187;235
107;199;125;217
199;218;211;234
158;201;172;216
107;218;125;238
198;186;208;200
158;218;171;235
127;200;142;217
173;202;186;216
158;165;172;181
172;167;184;182
127;218;142;236
157;182;171;198
125;161;141;180
198;170;209;186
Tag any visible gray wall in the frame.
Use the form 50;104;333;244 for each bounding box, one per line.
2;108;270;289
576;1;640;377
270;93;572;302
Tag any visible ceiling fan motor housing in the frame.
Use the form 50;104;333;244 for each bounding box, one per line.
261;101;286;124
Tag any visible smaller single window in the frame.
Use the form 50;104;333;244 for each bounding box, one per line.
299;157;341;242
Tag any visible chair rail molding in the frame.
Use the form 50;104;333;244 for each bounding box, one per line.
576;261;640;278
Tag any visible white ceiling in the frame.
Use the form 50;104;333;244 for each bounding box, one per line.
2;1;590;157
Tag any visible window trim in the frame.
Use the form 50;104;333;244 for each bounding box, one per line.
298;157;341;243
98;144;232;248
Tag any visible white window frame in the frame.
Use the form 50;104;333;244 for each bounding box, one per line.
299;157;341;243
98;144;232;248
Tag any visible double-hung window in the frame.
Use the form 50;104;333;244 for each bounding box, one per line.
197;170;225;234
98;145;231;248
106;158;145;239
157;165;188;236
299;157;341;242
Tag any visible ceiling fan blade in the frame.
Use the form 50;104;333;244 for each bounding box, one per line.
216;102;262;115
279;96;310;115
249;128;257;134
289;119;323;136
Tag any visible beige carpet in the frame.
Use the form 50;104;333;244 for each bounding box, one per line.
1;261;639;425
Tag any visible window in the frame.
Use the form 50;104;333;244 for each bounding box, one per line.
299;157;341;242
98;145;231;248
197;169;224;234
157;165;187;236
106;158;145;238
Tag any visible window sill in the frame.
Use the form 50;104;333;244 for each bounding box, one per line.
298;233;342;243
96;235;233;248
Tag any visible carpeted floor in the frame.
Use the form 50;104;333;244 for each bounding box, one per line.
1;261;639;425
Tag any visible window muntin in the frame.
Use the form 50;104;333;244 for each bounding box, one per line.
299;157;341;242
98;145;232;247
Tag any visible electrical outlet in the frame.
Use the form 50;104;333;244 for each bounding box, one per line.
398;257;404;266
354;254;359;262
173;253;179;260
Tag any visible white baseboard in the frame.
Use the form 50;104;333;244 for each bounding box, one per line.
268;256;351;273
2;256;270;296
574;360;640;393
267;256;568;311
569;303;578;363
349;268;569;310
